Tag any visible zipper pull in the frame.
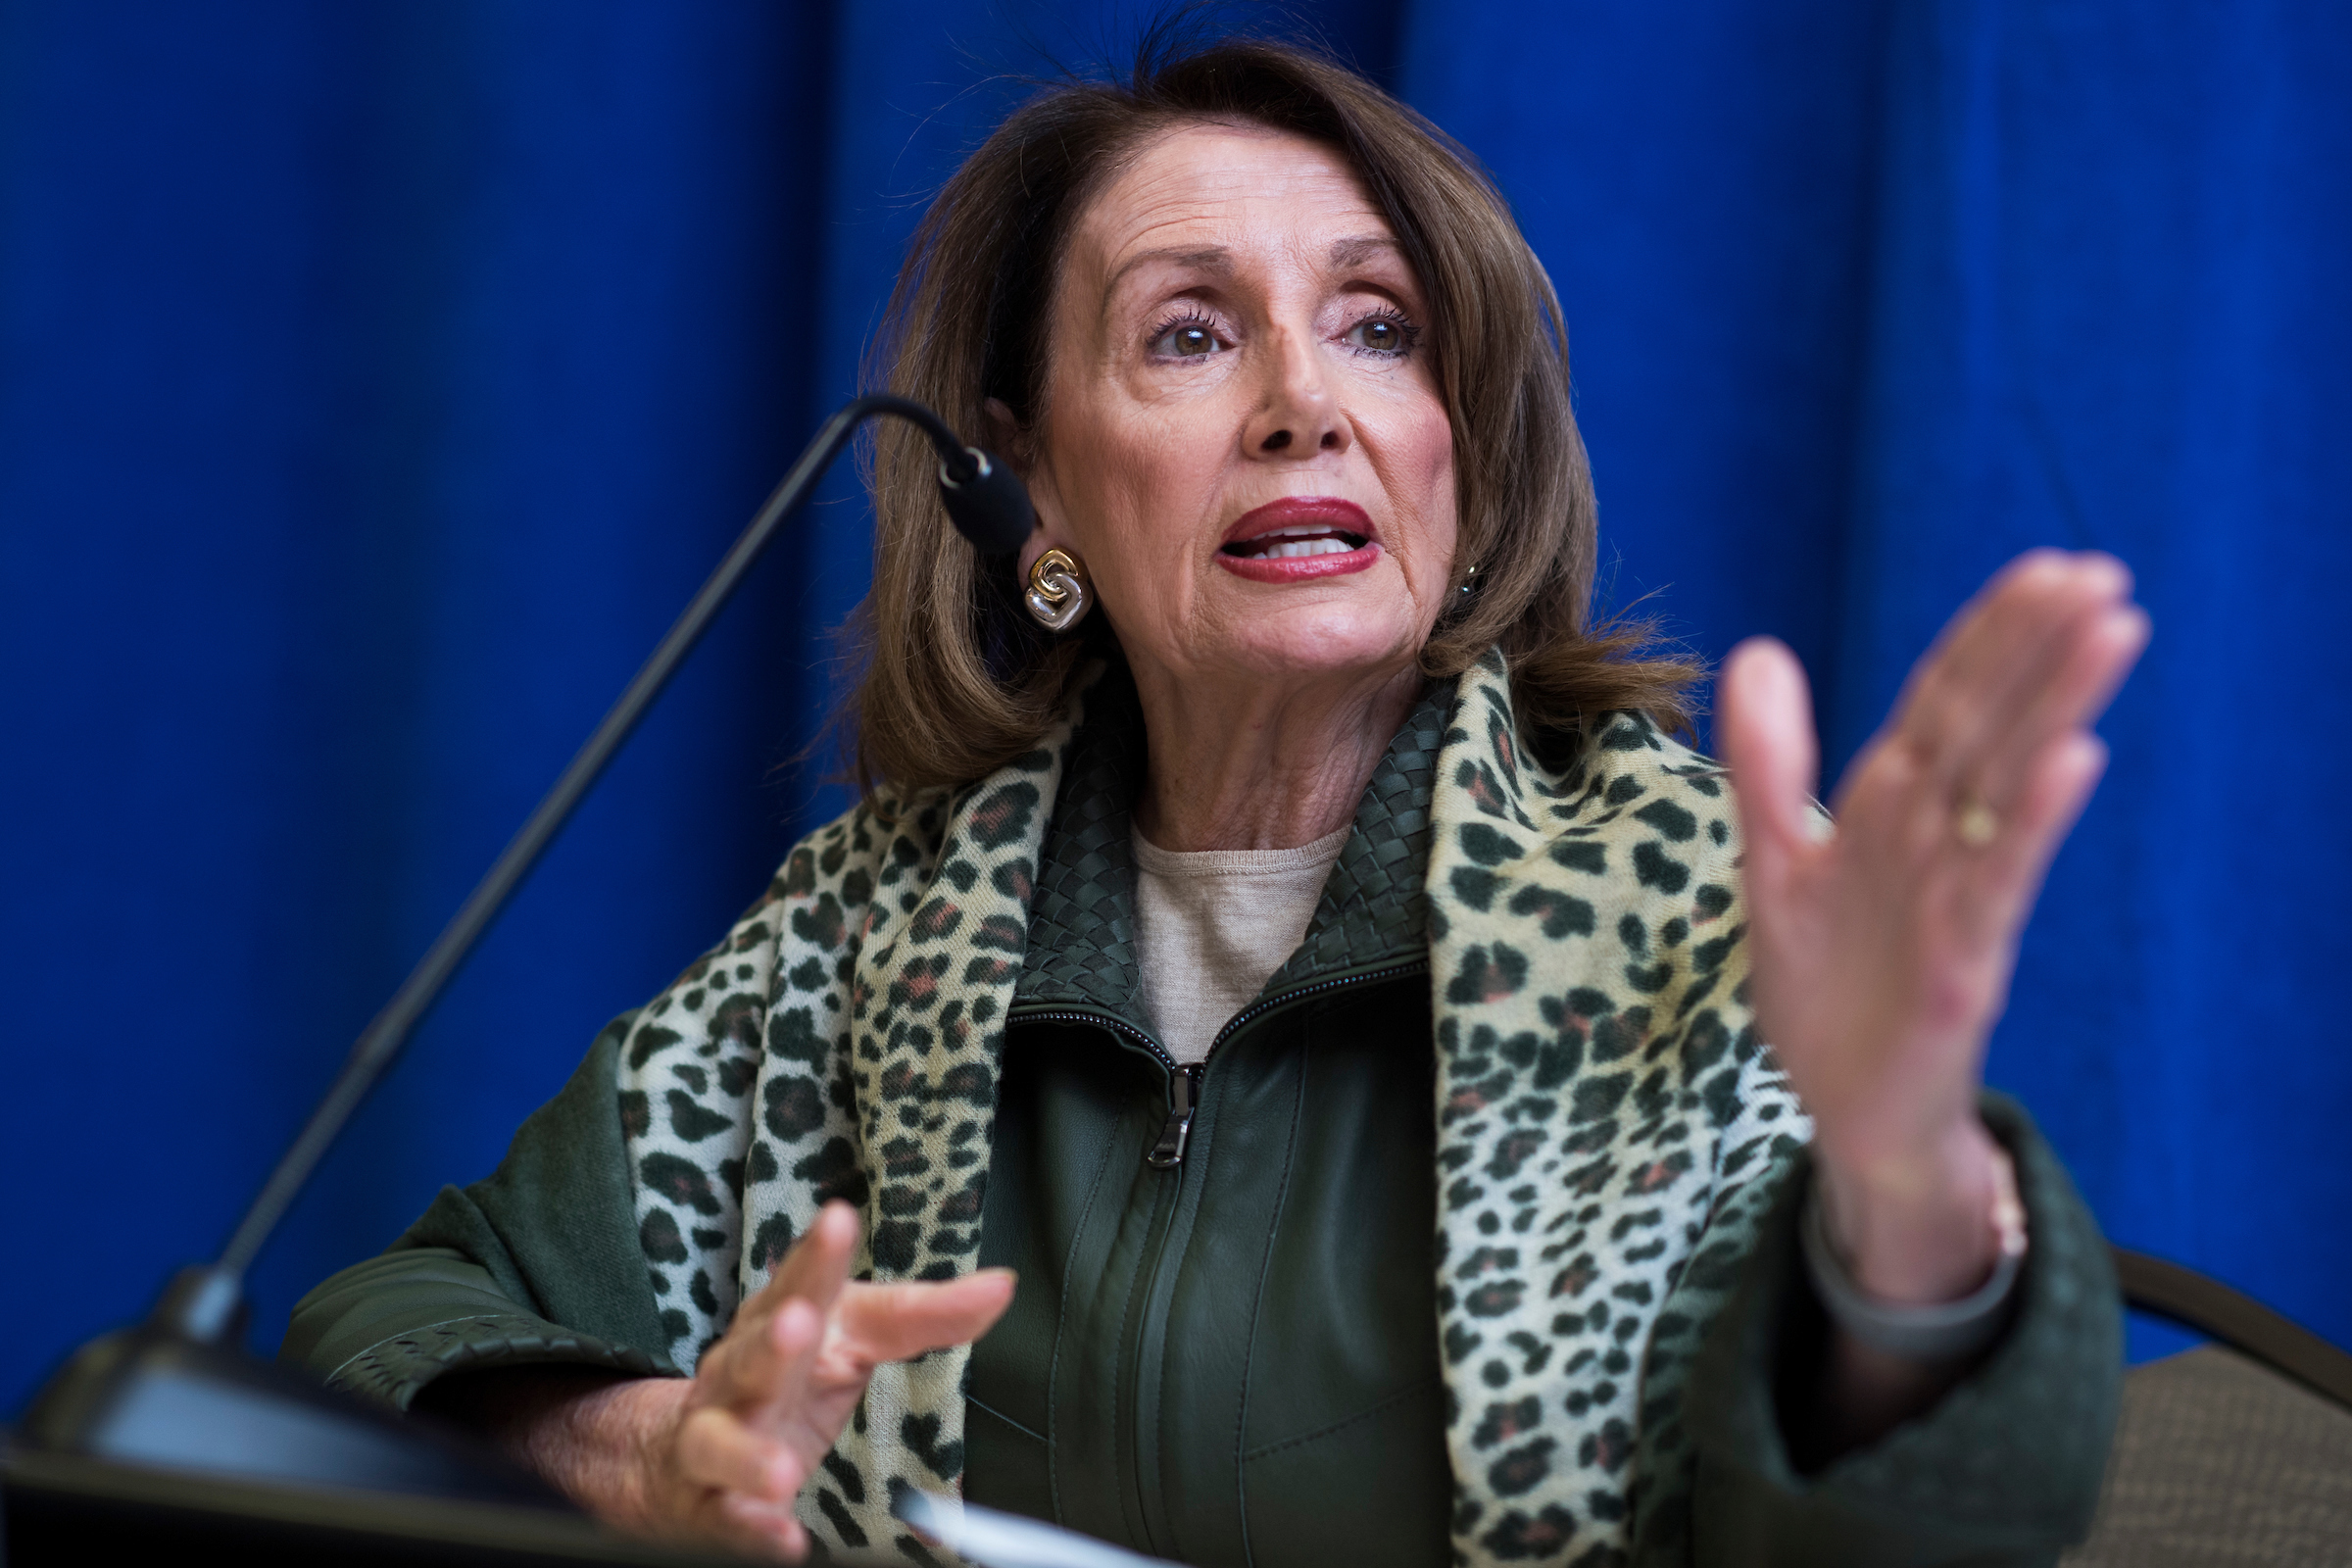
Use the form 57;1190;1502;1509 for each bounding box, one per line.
1146;1065;1198;1169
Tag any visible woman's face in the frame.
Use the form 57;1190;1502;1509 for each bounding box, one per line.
1019;122;1457;698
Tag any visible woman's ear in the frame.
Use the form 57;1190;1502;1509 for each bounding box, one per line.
983;398;1028;472
996;397;1075;582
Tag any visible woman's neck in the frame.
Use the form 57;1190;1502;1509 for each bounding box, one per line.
1126;660;1425;852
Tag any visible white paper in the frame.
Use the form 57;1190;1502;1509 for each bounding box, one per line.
891;1491;1181;1568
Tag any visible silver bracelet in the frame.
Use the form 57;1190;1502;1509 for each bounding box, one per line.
1797;1156;2028;1363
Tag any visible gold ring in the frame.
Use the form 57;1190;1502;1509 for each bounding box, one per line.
1954;799;2000;849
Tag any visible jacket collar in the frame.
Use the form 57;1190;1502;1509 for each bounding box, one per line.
1012;661;1452;1022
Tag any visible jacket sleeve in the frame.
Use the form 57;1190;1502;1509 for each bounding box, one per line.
279;1012;681;1408
1682;1094;2122;1567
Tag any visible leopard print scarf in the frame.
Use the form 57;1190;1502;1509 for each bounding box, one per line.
616;650;1803;1565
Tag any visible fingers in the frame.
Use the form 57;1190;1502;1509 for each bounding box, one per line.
658;1215;867;1565
1717;637;1822;906
760;1200;862;1318
833;1269;1018;1369
1959;601;2146;815
710;1271;829;1410
1888;551;2136;799
710;1202;860;1393
672;1319;822;1561
674;1402;807;1507
1894;550;2119;745
1954;730;2110;950
716;1494;810;1562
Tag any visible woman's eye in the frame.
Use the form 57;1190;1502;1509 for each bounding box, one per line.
1151;321;1222;358
1347;316;1413;356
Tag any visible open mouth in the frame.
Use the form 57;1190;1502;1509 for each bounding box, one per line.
1220;523;1372;560
1214;496;1382;582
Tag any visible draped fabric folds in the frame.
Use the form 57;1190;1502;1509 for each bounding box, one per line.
2;0;2345;1409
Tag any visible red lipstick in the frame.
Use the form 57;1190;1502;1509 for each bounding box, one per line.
1215;497;1381;583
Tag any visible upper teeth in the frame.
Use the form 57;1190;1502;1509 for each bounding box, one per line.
1244;523;1361;559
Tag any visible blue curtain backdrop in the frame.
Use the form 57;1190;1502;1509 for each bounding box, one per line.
1;0;2344;1413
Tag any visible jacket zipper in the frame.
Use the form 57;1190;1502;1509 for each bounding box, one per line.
1008;955;1430;1171
1147;1065;1197;1169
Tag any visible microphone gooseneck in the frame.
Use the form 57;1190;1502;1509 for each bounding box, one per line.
859;393;1038;556
17;394;1030;1504
937;448;1037;556
200;395;1032;1322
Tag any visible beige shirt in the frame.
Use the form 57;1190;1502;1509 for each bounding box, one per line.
1129;824;1351;1065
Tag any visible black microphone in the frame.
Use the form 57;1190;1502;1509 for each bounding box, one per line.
15;395;1034;1503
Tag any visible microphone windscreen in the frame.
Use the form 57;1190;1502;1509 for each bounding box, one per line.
939;449;1036;555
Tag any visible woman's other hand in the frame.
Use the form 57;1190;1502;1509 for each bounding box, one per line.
506;1202;1013;1559
1717;551;2146;1312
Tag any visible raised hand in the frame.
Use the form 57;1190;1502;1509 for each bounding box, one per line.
549;1202;1014;1559
1717;551;2147;1306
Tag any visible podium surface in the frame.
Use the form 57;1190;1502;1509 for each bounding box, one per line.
0;1446;759;1567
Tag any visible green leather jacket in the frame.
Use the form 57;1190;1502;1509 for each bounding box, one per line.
287;662;2121;1566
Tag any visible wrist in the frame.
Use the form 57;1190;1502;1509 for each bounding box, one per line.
519;1373;689;1532
612;1376;698;1533
1814;1116;2014;1304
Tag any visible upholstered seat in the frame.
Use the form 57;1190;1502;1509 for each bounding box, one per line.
2068;1252;2352;1566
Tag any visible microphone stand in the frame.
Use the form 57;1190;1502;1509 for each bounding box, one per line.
13;395;1032;1503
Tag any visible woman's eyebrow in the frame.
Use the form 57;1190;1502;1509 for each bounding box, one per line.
1101;246;1232;317
1328;233;1401;270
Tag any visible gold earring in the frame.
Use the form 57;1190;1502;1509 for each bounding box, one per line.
1024;547;1092;632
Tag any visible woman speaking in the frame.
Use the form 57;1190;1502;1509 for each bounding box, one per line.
287;35;2146;1567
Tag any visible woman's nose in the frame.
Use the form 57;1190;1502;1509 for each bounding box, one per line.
1244;329;1351;458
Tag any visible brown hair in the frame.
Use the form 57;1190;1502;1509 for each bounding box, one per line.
845;31;1699;794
